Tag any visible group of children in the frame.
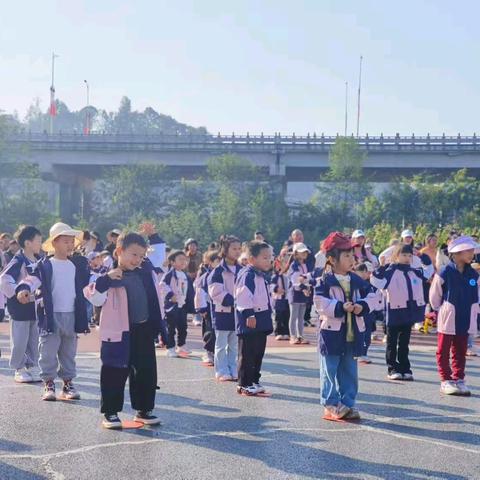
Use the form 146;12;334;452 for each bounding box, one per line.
0;222;479;427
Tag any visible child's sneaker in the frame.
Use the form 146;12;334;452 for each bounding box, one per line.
216;374;233;382
102;413;122;429
323;403;350;421
298;337;310;344
192;319;202;327
59;380;80;400
237;385;259;396
466;347;478;357
27;366;42;383
14;368;33;383
254;383;266;393
201;353;214;365
387;372;403;381
456;380;471;396
42;380;56;401
402;373;414;381
358;356;372;364
176;346;191;357
134;411;161;425
440;380;461;395
282;335;290;340
275;335;283;341
166;348;178;358
344;407;361;420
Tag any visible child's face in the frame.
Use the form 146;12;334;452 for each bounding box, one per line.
355;236;365;247
53;235;76;257
296;251;308;262
249;248;272;272
25;234;43;255
211;258;221;269
117;243;147;270
173;253;188;271
403;236;413;245
356;270;370;281
90;256;103;270
398;252;412;265
227;242;242;262
454;249;475;265
331;250;354;273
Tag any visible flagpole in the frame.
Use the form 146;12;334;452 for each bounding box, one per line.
356;55;363;138
49;52;57;135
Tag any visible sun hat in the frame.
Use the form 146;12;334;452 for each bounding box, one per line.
42;222;82;254
447;235;480;254
292;242;310;254
401;229;414;239
352;229;366;239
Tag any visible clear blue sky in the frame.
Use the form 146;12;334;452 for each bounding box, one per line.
1;1;478;135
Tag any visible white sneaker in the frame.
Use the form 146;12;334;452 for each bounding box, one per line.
237;385;259;396
440;380;461;395
192;319;202;327
456;380;471;396
27;367;42;382
402;373;414;381
254;383;266;393
216;374;233;382
14;368;33;383
176;346;191;357
275;335;283;341
166;348;178;358
466;348;478;357
387;372;403;381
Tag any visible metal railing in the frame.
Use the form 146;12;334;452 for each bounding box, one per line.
6;132;480;153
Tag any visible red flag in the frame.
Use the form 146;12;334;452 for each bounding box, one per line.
49;85;57;116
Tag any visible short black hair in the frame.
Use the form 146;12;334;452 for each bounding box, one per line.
219;235;241;258
254;231;264;236
14;225;42;248
168;249;187;263
354;263;368;273
247;240;270;258
117;232;148;250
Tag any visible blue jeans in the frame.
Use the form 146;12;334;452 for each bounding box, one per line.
319;343;358;408
214;330;238;377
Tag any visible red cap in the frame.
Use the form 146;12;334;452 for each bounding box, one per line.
321;232;353;253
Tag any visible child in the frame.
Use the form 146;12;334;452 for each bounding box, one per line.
270;263;290;340
314;232;379;421
208;235;242;381
159;250;195;358
354;263;383;364
287;242;311;345
16;222;90;401
84;231;164;428
351;230;378;268
194;250;221;365
0;225;43;383
86;251;108;327
430;235;480;396
371;244;427;380
235;241;273;395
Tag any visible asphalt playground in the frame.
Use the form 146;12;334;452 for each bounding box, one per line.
0;323;479;480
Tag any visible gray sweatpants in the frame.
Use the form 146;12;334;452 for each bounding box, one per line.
289;303;306;338
39;312;78;381
9;320;39;370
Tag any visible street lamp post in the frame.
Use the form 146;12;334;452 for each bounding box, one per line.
84;79;90;135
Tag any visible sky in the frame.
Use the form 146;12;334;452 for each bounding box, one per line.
1;1;479;136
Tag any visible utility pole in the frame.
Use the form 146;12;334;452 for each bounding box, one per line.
356;55;363;138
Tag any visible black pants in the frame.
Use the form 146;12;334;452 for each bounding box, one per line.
100;323;157;415
238;332;267;387
165;306;188;349
202;311;216;353
274;308;290;336
0;309;4;322
304;302;312;323
386;324;412;374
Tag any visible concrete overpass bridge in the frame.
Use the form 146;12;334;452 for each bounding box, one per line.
3;132;480;221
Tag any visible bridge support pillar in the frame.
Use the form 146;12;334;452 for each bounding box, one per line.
59;183;82;224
